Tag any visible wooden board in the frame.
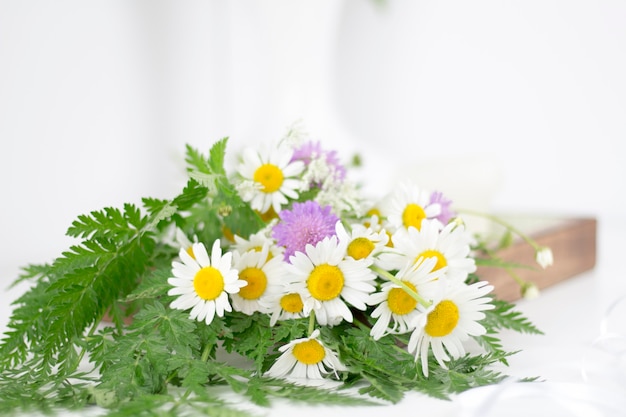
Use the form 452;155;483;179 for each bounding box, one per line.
475;216;597;302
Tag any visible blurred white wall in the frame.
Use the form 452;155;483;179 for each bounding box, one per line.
333;0;626;219
1;0;624;282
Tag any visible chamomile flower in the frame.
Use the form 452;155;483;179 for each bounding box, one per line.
380;219;476;283
359;209;396;248
233;229;283;261
168;240;246;325
268;289;308;326
383;182;442;233
334;221;389;263
175;228;197;259
368;257;442;340
287;235;376;325
230;244;285;315
265;329;347;385
237;143;305;213
362;208;383;231
407;281;494;377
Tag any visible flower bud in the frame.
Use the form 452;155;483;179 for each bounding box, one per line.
521;281;540;299
535;247;553;269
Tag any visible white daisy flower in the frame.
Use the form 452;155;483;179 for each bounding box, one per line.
168;239;246;325
379;219;476;283
334;221;389;263
407;281;494;377
230;244;286;315
175;228;197;259
361;209;383;231
265;329;347;385
232;229;284;261
359;209;396;249
287;235;376;326
267;289;308;326
368;257;442;340
237;143;305;214
382;182;442;234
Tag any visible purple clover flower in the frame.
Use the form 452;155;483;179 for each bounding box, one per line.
292;141;347;182
272;200;339;261
430;191;455;225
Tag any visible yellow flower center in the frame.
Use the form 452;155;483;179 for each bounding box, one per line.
222;225;235;243
292;339;325;365
366;208;381;218
402;203;426;230
280;293;304;313
387;282;418;315
253;164;284;193
251;245;273;261
417;249;448;271
386;230;394;248
425;300;459;337
238;267;267;300
307;264;344;301
347;237;375;260
257;207;278;222
193;266;225;300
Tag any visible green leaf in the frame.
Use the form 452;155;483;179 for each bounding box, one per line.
222;313;272;373
208;137;228;175
188;171;220;194
474;257;537;270
66;204;147;240
498;229;514;249
171;179;209;211
430;351;512;393
125;266;173;303
483;299;544;335
359;371;406;403
184;139;228;195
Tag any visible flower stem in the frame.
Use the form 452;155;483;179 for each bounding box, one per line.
371;265;432;308
456;208;540;250
308;310;316;336
200;342;212;363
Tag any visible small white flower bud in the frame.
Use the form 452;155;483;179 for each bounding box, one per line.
535;247;554;269
521;282;540;299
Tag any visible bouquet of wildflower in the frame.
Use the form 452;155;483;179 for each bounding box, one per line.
0;128;546;416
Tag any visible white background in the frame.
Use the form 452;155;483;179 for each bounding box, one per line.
1;2;626;415
1;0;625;276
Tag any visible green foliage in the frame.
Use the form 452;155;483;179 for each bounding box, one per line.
472;298;542;364
335;326;448;402
221;313;274;373
183;141;263;240
0;137;544;416
482;299;543;335
0;201;157;382
429;351;511;393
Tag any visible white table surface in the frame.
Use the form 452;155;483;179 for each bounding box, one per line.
2;215;625;417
